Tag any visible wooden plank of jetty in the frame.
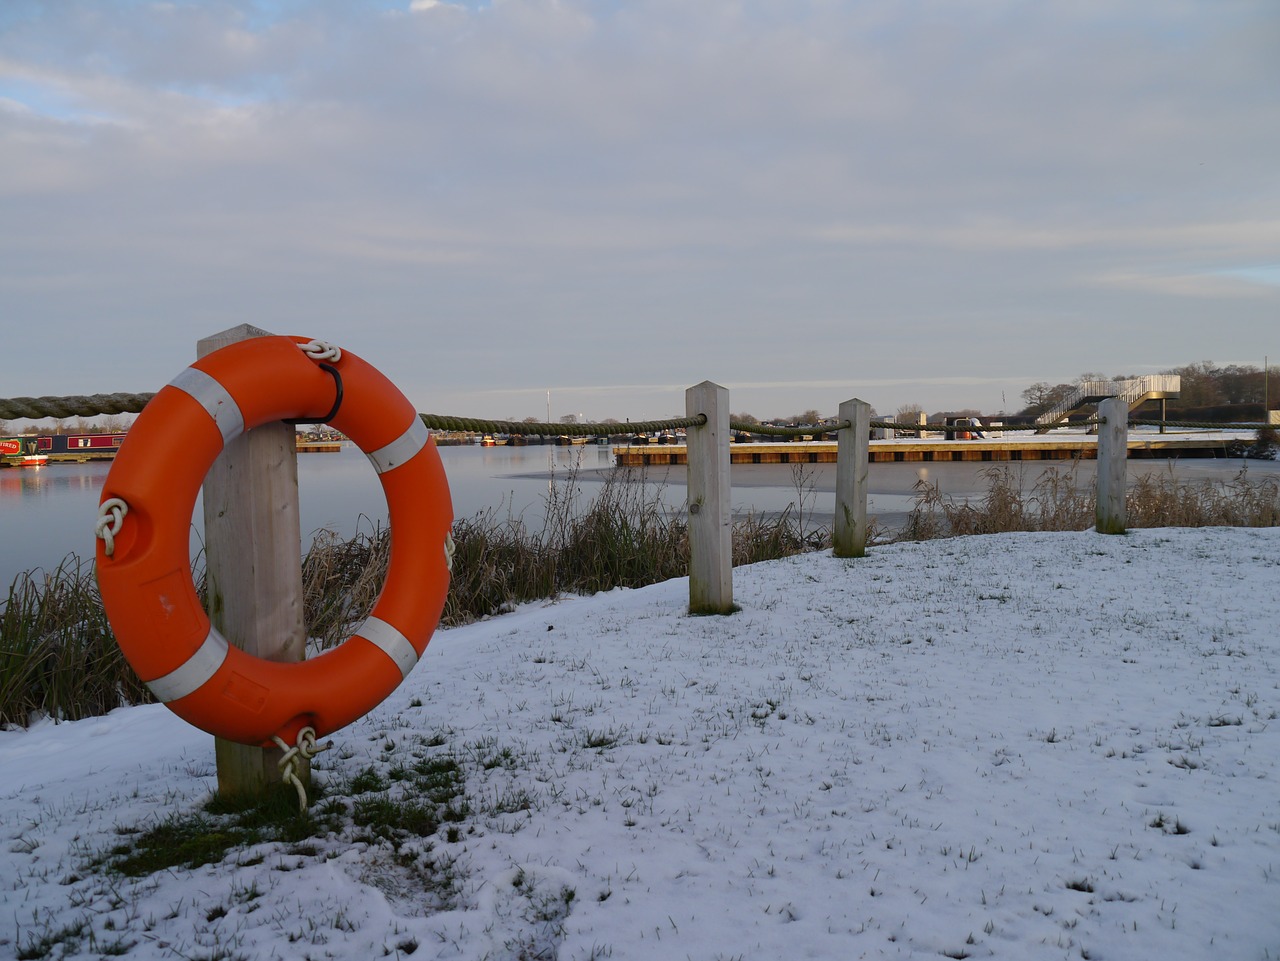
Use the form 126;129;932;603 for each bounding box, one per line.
612;435;1248;467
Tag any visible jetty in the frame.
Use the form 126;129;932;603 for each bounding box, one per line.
614;430;1252;467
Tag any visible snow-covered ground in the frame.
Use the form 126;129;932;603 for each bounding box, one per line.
3;528;1279;961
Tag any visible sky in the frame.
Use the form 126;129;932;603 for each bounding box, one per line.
2;0;1278;423
3;526;1279;959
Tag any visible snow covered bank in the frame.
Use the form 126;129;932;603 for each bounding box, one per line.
3;528;1279;960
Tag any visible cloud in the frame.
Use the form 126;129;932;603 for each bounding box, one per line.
1216;265;1280;288
1093;269;1278;299
1090;267;1280;300
0;0;1277;417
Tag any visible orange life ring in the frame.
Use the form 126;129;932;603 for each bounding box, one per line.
96;335;453;748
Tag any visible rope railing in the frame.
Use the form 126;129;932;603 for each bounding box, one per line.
417;413;706;436
1127;418;1277;431
731;420;848;436
0;393;156;421
1;392;1276;435
722;419;1060;436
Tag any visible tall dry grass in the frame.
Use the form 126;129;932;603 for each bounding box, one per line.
5;460;1277;727
304;466;814;642
0;557;152;728
900;462;1280;540
1127;466;1280;528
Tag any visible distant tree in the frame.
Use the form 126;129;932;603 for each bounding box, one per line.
1218;364;1264;405
601;417;621;425
799;409;822;425
1168;361;1226;408
1018;383;1074;417
732;412;759;425
894;403;924;425
522;416;539;424
1020;383;1051;410
559;414;577;424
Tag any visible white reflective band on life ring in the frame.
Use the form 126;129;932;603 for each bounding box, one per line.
169;367;245;445
367;417;430;475
146;627;230;703
356;615;419;678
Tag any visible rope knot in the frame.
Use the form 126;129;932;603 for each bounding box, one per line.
94;497;129;556
299;340;342;363
272;726;334;811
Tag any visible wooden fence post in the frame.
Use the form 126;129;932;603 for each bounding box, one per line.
686;381;734;614
1095;396;1128;535
833;398;870;558
198;324;309;797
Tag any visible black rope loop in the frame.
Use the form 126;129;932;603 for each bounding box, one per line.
284;362;344;426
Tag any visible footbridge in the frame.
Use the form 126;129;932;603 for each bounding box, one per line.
1035;375;1181;432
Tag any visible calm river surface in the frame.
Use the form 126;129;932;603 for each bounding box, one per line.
1;442;1275;588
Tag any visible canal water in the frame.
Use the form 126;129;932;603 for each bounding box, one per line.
1;442;1275;588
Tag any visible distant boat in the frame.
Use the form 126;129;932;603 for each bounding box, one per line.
2;437;49;467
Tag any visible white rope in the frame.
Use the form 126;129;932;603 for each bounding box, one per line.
94;497;129;556
298;340;342;363
444;531;456;573
271;726;334;812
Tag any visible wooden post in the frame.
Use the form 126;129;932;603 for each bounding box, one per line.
686;381;734;614
1095;396;1128;535
198;324;309;797
833;398;870;558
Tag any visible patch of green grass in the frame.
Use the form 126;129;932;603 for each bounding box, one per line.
98;783;340;877
15;916;92;960
95;750;472;881
412;756;467;804
348;767;389;794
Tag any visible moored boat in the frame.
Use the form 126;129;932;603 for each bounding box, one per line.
2;437;50;467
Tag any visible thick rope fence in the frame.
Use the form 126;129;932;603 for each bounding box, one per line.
418;413;707;436
0;393;156;422
3;392;1276;435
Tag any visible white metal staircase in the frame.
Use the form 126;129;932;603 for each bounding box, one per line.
1034;375;1181;431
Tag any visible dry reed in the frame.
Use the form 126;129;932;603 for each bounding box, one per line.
900;462;1280;540
4;460;1277;727
0;557;152;728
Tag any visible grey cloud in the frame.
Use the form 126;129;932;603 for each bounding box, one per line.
1;0;1276;418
